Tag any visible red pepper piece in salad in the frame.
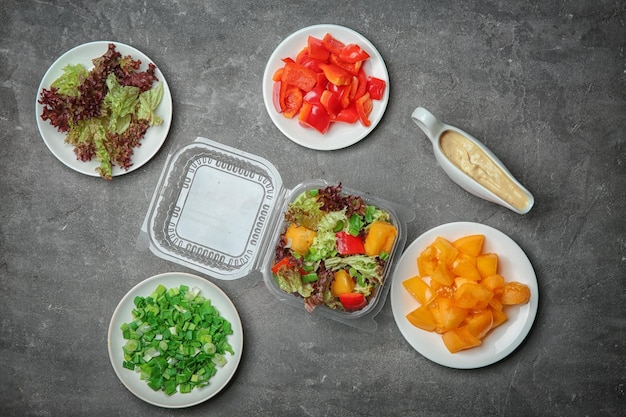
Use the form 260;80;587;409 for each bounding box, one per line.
339;292;367;311
335;231;365;255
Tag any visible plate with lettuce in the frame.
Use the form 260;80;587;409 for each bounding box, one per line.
36;41;172;179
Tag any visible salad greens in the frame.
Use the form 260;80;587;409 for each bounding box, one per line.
273;184;397;313
39;43;164;179
120;284;234;396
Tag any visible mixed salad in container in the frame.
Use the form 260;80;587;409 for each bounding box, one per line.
271;183;400;314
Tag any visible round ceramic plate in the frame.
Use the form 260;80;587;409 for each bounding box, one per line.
107;272;243;408
390;222;538;369
35;41;173;177
262;24;390;151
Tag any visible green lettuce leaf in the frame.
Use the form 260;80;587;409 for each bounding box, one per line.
51;64;88;97
306;210;346;261
287;190;323;230
104;73;139;134
92;124;112;179
274;269;313;298
137;82;164;126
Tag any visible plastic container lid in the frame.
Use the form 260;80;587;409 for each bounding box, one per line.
138;137;415;331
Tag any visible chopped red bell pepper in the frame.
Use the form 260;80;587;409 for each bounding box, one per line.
296;49;326;73
355;92;373;127
366;76;387;100
307;36;330;61
271;32;386;134
328;83;351;108
320;90;343;118
339;43;370;63
271;257;292;274
298;102;331;134
336;231;366;255
272;67;284;82
353;69;367;101
303;85;325;106
329;53;362;76
339;292;367;311
282;86;303;119
272;81;283;113
333;104;359;124
281;62;317;92
322;33;345;55
319;63;352;86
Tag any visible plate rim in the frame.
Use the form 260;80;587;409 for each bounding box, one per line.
35;40;173;177
390;221;539;369
107;272;244;408
262;23;390;151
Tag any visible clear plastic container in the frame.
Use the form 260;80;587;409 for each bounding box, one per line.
138;137;414;331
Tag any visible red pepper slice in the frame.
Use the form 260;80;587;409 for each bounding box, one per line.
336;231;366;255
272;81;283;113
320;90;343;118
366;76;387;100
322;33;345;55
353;68;367;101
282;86;303;119
281;61;317;92
329;53;362;76
339;292;367;311
272;67;284;82
303;85;325;106
328;83;351;108
333;104;359;124
319;63;352;86
308;36;330;61
339;43;370;63
272;257;292;274
355;92;373;127
298;102;331;134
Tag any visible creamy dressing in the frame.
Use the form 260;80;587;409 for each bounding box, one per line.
439;130;529;210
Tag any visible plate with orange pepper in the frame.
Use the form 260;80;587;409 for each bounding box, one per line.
262;24;389;150
390;222;539;369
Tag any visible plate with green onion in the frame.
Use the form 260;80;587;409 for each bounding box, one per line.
107;272;243;408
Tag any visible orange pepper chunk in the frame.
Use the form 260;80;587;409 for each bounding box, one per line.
406;305;438;332
464;309;494;339
442;326;482;353
403;234;531;354
363;221;397;257
452;234;485;257
284;223;316;255
476;253;498;279
402;276;436;306
330;269;355;297
454;282;493;310
501;282;531;305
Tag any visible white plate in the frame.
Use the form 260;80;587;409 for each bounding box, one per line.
107;272;244;408
391;222;539;369
35;41;173;177
262;24;390;150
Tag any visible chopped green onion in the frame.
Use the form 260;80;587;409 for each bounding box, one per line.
302;273;319;283
119;284;234;395
365;205;376;223
348;214;364;236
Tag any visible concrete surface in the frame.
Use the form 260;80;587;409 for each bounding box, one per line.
1;0;624;416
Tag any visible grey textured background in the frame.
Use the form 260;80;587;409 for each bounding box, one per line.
1;0;624;416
